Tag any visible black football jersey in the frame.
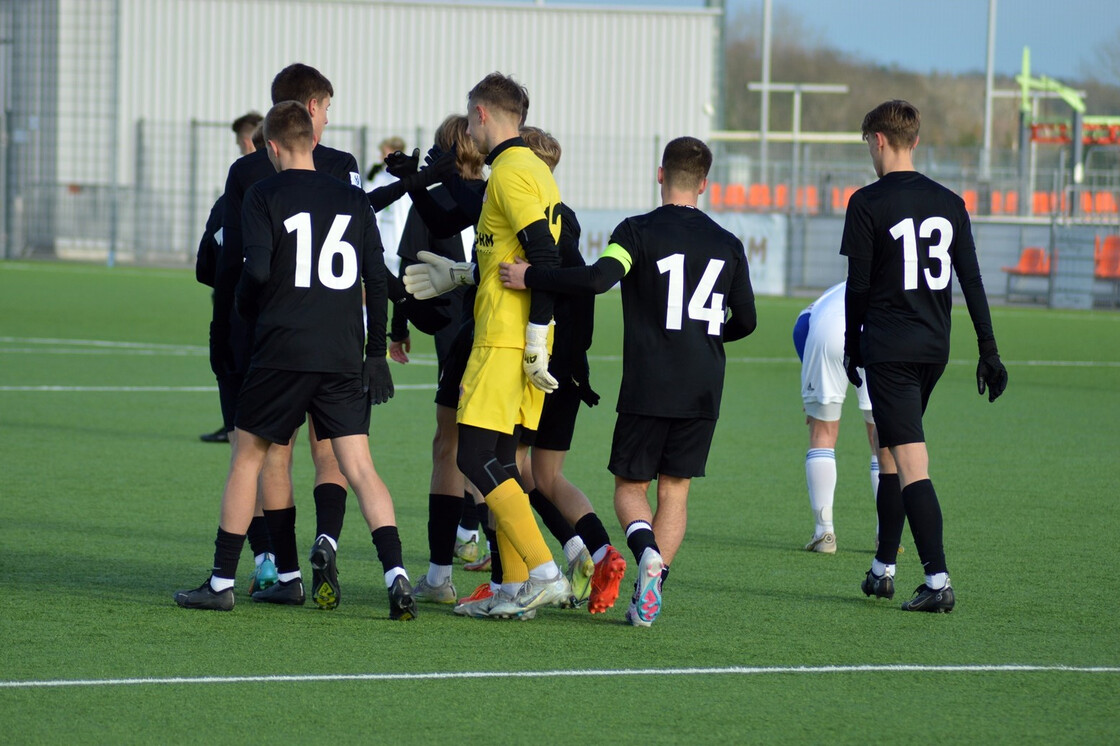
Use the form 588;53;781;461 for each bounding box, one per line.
214;146;362;340
610;205;754;419
840;171;992;364
239;169;383;373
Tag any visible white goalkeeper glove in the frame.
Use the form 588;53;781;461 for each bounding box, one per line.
524;322;558;393
403;250;475;300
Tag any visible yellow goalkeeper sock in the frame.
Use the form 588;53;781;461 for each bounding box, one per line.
485;478;553;570
495;527;528;584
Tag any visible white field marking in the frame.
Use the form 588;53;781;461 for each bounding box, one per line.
0;384;437;393
0;664;1116;690
0;336;206;352
589;354;1120;368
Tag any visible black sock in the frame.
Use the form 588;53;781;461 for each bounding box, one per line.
263;506;299;574
529;488;576;545
459;492;480;532
212;527;246;581
624;521;659;565
477;502;502;583
874;473;905;566
313;483;347;542
660;564;670;589
902;479;947;576
429;493;463;565
574;513;612;557
371;525;404;576
246;515;272;558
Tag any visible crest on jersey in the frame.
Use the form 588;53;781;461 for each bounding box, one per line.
350;171;362;188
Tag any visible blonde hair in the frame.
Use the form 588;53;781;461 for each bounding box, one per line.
434;114;484;181
520;126;561;172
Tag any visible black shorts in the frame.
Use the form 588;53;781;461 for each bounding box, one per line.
608;413;717;481
235;367;369;445
216;371;244;433
865;361;945;448
520;379;581;451
434;318;473;409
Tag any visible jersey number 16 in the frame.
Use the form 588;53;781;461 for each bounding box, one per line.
285;212;358;290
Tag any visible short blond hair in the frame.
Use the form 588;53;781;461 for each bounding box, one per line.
434;115;485;181
520;126;561;172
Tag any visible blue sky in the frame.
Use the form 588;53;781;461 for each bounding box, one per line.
544;0;1119;82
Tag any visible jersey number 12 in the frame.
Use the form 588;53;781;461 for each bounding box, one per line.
656;254;726;335
285;212;358;290
889;217;952;291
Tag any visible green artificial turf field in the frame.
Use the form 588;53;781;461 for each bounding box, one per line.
1;261;1118;743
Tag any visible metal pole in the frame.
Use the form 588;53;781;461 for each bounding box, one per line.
759;0;771;186
1070;108;1084;217
791;86;801;214
107;0;121;267
980;0;996;212
187;119;199;262
1017;109;1031;216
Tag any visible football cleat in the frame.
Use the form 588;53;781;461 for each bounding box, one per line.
626;549;664;627
588;545;627;614
487;574;571;618
174;579;234;611
805;532;837;554
464;553;492;572
861;570;895;600
388;576;418;621
248;556;278;596
413;575;457;604
901;583;955;613
453;583;497;618
566;547;595;607
251;577;306;605
454;536;480;564
309;536;341;610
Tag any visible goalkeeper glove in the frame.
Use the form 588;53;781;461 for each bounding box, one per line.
976;339;1008;402
385;148;419;178
524;322;558;393
843;330;863;387
363;355;395;405
402;250;475;300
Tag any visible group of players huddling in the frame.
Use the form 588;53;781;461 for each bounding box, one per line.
174;64;1006;624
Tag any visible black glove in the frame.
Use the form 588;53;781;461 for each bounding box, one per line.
976;339;1007;402
424;144;457;181
209;320;235;377
843;329;863;387
843;354;863;388
385;148;419;178
363;355;395;405
576;379;600;408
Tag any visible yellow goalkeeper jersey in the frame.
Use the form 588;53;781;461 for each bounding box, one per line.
472;140;561;348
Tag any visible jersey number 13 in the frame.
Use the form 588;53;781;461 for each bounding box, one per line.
889;217;952;291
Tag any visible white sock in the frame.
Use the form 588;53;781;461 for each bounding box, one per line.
384;566;407;588
926;572;950;590
625;520;653;538
254;552;275;567
316;534;338;552
501;581;522;597
528;560;560;581
562;536;586;565
871;560;895;578
870;455;881;537
277;570;301;583
209;575;235;592
427;563;452;586
456;526;479;543
806;448;836;535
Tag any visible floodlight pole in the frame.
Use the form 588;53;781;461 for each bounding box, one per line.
759;0;772;185
979;0;997;212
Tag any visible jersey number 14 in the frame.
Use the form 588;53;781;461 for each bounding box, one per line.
889;217;952;291
285;212;358;290
656;254;726;336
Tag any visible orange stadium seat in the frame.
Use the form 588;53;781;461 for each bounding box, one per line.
724;183;747;210
1002;246;1051;301
773;184;789;209
991;190;1004;214
841;186;857;209
1005;190;1019;214
1095;192;1118;214
1096;236;1120;279
748;184;771;209
963;190;978;213
708;182;723;210
1080;192;1094;214
796;186;819;212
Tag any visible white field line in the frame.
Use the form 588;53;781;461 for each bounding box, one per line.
0;384;436;392
0;664;1116;690
2;338;1116;369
